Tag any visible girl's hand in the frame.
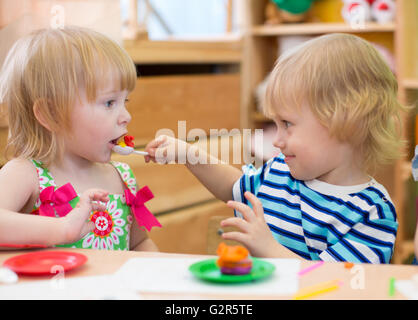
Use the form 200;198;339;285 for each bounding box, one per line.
144;135;191;164
221;191;279;257
60;189;109;244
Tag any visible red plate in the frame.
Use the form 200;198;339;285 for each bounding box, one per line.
0;243;48;249
3;251;87;276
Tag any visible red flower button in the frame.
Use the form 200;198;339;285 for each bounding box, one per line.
90;211;113;237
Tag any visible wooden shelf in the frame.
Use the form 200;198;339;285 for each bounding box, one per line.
124;35;243;64
252;111;272;122
397;240;416;263
403;78;418;89
251;22;396;36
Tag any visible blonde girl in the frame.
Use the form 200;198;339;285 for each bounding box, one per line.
0;26;159;251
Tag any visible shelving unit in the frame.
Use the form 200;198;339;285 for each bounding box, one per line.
124;35;242;65
241;0;418;263
251;22;395;35
396;0;418;263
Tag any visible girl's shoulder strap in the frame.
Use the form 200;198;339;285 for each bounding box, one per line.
110;161;138;194
31;159;56;190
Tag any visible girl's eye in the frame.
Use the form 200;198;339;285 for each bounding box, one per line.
105;100;115;108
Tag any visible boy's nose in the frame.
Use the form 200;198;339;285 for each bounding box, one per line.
273;140;285;149
273;131;285;149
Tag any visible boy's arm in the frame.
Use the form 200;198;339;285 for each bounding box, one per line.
145;135;242;202
221;191;303;259
185;161;242;202
318;217;397;264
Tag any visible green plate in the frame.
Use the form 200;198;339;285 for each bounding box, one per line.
188;258;275;283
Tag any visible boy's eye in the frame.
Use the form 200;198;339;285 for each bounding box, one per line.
105;100;115;108
282;120;292;129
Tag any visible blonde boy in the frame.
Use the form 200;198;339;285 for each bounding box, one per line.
146;34;406;263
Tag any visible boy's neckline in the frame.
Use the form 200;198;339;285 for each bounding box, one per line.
304;177;376;196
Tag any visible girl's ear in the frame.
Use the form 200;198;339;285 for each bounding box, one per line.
33;99;52;132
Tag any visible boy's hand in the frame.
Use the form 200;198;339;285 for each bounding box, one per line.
60;189;109;244
221;191;278;257
144;135;191;164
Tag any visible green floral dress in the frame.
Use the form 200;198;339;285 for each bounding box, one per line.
31;160;138;250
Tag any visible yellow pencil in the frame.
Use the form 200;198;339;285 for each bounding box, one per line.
293;279;342;300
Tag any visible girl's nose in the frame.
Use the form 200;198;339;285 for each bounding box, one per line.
119;106;132;126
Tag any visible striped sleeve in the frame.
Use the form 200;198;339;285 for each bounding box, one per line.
232;159;273;217
319;208;398;264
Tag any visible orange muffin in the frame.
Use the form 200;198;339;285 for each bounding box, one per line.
216;242;252;275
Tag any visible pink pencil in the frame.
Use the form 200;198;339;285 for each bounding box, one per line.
298;261;324;276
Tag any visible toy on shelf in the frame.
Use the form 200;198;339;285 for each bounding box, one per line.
371;0;396;24
265;0;314;24
341;0;395;25
216;242;253;275
341;0;372;24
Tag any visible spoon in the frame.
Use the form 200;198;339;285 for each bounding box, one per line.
113;145;148;156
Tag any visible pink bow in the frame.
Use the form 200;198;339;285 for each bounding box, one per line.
39;183;77;217
125;186;162;231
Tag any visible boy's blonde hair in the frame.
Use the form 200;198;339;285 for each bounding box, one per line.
0;26;136;165
265;33;407;172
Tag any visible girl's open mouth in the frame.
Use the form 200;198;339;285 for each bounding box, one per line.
110;134;125;146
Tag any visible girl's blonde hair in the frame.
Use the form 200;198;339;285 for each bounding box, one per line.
265;33;408;172
0;26;136;165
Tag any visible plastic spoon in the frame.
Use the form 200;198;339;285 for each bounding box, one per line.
112;145;148;156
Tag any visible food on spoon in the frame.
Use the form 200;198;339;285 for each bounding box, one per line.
117;135;134;148
122;135;135;148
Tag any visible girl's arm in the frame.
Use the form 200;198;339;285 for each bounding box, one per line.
0;209;75;246
145;135;242;202
130;221;159;251
0;159;109;246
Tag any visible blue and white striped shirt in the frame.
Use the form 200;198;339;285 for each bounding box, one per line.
232;154;398;264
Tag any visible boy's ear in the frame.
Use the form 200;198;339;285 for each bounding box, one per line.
33;99;52;132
